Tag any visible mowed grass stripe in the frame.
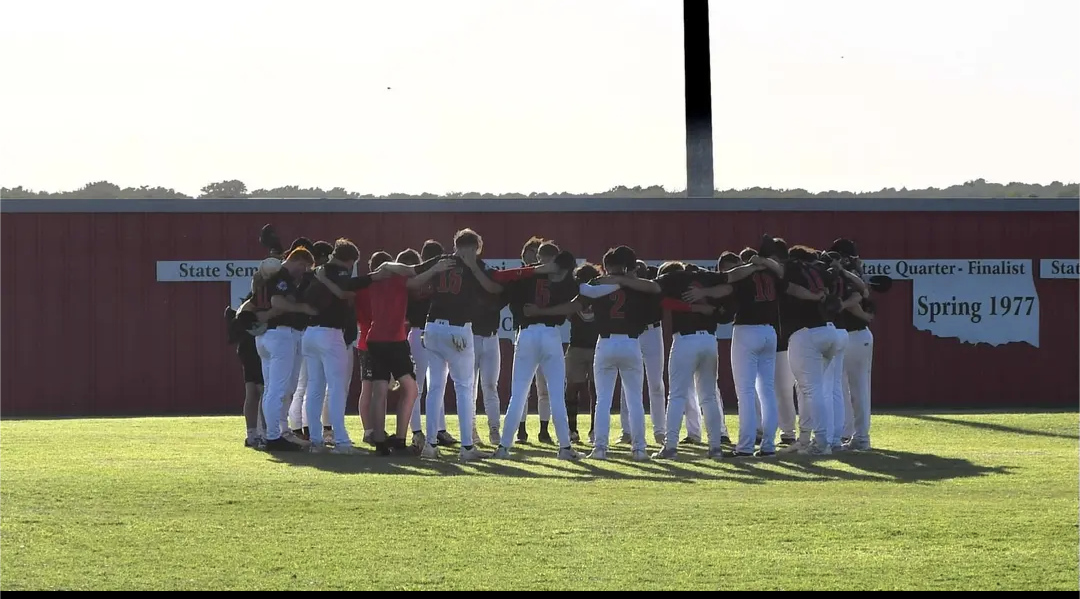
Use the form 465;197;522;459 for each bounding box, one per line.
1;412;1076;590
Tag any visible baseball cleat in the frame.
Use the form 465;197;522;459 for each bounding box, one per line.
653;447;678;459
460;446;491;462
681;436;703;446
538;430;554;444
308;443;329;454
330;444;362;455
282;431;311;448
558;447;583;461
411;431;426;448
489;428;501;446
778;436;797;447
420;444;441;459
491;446;512;459
831;444;849;453
798;443;833;457
619;433;632;445
517;423;529;443
728;451;756;458
707;447;725;461
720;435;732;445
631;449;650;462
264;437;303;452
436;430;458;446
323;429;335;445
779;442;805;454
754;450;777;458
844;439;871;452
587;447;608;460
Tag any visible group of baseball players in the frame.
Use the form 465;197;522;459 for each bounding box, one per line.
226;225;882;462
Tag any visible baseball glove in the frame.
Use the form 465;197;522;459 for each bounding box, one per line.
819;294;844;319
869;275;893;294
259;224;284;255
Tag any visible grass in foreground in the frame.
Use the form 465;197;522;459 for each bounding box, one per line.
1;411;1077;591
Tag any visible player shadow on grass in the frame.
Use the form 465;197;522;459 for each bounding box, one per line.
266;442;1011;485
892;413;1077;440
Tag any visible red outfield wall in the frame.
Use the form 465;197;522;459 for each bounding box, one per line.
1;197;1076;417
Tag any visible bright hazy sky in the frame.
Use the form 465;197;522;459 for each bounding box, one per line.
1;0;1077;195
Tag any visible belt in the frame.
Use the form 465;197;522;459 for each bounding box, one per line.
599;332;639;339
674;330;713;337
474;330;498;338
308;325;344;331
524;323;558;329
427;317;470;327
645;321;661;330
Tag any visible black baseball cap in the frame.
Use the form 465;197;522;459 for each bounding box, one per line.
830;238;858;258
290;237;314;252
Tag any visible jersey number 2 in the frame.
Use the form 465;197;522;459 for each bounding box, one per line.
610;290;626;319
437;269;463;294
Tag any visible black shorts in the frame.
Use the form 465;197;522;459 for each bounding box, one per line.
237;337;263;385
357;349;373;381
367;341;415;382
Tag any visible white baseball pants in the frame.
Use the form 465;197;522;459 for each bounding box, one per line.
639;324;667;437
423;321;476;446
664;331;724;451
593;334;647;451
731;324;779;454
473;333;502;432
301;326;353;447
775;350;797;438
288;359;332;431
535;370;551;421
787;324;841;451
824;328;849;447
501;325;571;449
843;328;874;445
256;327;302;441
409;327;446;433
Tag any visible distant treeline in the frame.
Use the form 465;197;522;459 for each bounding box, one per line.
2;178;1077;200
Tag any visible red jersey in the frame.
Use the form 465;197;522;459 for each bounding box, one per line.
355;288;372;350
367;276;410;343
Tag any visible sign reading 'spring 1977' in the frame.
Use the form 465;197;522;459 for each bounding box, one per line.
158;257;1078;349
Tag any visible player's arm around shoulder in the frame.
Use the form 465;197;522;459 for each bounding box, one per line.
606;274;661;294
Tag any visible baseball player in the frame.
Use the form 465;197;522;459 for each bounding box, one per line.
401;243;454;449
830;239;878;452
686;241;827;457
417;229;557;461
819;248;871;452
635;260;667;444
473;285;508;445
257;247;319;452
492;245;582;459
776;246;839;456
525;246;700;460
564;263;601;444
771;239;801;447
512;237;552;443
288;241;334;442
318;249;452;455
229;268;284;448
654;260;760;459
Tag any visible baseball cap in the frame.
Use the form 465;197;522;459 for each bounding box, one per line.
830;238;859;258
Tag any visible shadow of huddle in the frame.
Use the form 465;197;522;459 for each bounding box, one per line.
267;444;1012;485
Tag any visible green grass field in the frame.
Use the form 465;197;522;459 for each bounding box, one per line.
1;411;1077;590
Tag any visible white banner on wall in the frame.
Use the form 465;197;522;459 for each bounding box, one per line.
862;259;1039;348
1039;259;1079;279
157;256;1054;348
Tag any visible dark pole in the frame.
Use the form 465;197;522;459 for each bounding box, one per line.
683;0;714;198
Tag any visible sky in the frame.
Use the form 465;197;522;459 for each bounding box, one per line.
1;0;1077;196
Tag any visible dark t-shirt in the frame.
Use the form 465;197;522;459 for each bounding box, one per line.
569;307;599;349
406;284;433;329
415;255;487;324
731;270;788;327
505;274;579;328
304;264;372;330
577;282;652;337
473;289;507;337
656;270;727;335
837;282;874;331
782;261;837;333
641;293;663;326
712;295;738;326
265;270;309;330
